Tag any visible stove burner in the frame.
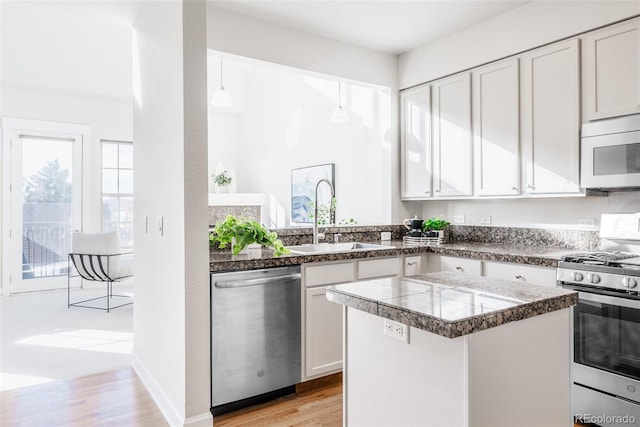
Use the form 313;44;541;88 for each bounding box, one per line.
561;251;638;266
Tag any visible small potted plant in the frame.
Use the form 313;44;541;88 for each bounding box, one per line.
422;216;450;243
213;170;232;193
210;214;289;256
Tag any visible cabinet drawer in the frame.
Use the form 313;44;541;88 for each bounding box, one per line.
304;262;355;287
404;256;423;276
440;256;482;275
483;261;556;288
357;257;401;280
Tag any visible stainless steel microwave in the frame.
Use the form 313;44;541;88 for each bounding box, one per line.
581;114;640;189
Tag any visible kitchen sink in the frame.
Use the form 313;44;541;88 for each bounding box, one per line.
286;242;395;255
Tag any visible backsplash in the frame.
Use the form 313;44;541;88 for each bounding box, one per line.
447;225;599;250
209;218;599;251
208;206;260;226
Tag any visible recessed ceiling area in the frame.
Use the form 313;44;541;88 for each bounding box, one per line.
210;0;531;54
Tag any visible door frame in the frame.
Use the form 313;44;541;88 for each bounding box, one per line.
2;117;90;295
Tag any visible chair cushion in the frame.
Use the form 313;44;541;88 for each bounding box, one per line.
71;231;123;280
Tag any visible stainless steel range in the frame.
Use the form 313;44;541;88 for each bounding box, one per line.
557;213;640;426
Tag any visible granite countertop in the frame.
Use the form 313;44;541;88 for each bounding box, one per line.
326;272;578;339
209;241;579;273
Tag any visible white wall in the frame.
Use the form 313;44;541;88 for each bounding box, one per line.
132;1;211;426
1;1;133;234
206;5;407;224
209;60;391;225
399;1;640;228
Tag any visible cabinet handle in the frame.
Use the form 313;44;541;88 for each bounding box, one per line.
512;186;518;191
425;191;430;195
407;262;417;266
527;185;535;190
435;189;441;193
515;275;523;279
455;266;463;271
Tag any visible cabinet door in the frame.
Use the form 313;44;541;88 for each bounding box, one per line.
401;84;432;200
432;72;472;197
521;39;581;195
473;59;520;196
586;21;640;120
440;256;482;275
305;286;343;379
483;261;557;288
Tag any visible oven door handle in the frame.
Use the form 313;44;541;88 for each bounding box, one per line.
578;291;640;310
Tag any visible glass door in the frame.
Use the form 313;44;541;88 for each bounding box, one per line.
4;122;83;294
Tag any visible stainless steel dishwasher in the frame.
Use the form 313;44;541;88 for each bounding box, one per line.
211;266;301;415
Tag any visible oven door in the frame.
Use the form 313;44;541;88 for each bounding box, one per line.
581;130;640;189
574;291;640;381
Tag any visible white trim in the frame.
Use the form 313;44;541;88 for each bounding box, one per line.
184;413;214;427
1;117;89;294
132;352;181;426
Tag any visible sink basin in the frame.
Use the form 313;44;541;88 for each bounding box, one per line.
286;242;394;255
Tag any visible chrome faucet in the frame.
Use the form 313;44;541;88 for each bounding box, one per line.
313;179;335;244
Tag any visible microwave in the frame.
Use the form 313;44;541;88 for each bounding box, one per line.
581;114;640;190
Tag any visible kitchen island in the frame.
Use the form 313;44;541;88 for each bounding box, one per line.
327;272;578;427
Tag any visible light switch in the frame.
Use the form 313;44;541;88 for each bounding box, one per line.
157;216;163;236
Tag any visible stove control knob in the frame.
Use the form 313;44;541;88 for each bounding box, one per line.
587;273;601;284
570;272;584;282
622;277;638;289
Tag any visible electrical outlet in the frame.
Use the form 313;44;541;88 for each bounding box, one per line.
381;231;392;241
577;218;596;228
384;319;409;344
453;215;465;224
479;216;492;225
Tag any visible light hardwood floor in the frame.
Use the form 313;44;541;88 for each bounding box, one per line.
213;380;342;426
1;368;342;426
4;367;578;426
1;368;168;427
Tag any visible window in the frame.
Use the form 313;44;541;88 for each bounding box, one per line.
101;140;133;248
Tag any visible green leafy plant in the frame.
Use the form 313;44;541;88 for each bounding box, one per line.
213;171;232;187
422;216;450;231
338;218;358;225
210;215;289;256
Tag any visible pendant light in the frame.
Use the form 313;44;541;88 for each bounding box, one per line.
211;58;234;108
330;81;349;123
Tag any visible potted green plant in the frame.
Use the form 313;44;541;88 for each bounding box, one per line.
213;170;232;193
210;214;289;256
422;216;450;241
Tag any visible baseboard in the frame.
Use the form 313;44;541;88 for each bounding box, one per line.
131;352;213;427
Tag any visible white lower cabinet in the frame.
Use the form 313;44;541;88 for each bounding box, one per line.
404;255;423;276
302;255;411;381
440;255;482;275
483;261;557;288
305;285;344;378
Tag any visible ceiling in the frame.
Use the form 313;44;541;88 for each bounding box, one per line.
210;0;531;55
11;0;531;55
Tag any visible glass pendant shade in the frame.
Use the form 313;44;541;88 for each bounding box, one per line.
330;105;349;122
211;87;234;107
330;81;348;122
211;58;234;108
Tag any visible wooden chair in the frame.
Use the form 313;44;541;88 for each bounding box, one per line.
67;231;133;312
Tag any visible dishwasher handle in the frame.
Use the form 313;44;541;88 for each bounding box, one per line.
215;273;301;289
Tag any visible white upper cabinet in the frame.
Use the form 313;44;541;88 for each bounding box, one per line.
521;39;581;195
400;84;432;199
472;59;520;196
432;72;473;197
586;21;640;121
